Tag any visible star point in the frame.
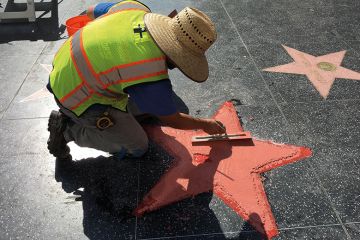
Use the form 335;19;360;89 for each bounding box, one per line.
20;63;53;103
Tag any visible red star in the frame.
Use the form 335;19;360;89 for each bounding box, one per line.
135;102;312;239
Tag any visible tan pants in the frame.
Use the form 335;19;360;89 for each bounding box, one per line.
58;100;148;157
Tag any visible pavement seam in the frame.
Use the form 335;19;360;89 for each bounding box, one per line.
219;1;353;239
218;0;292;128
330;29;360;57
306;161;352;239
137;231;255;240
278;98;360;105
279;222;343;231
137;222;353;240
4;116;49;121
0;43;47;122
344;222;360;225
135;158;141;240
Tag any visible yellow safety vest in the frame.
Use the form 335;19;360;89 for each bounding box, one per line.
50;3;168;116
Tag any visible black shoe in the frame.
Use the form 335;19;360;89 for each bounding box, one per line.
47;110;71;159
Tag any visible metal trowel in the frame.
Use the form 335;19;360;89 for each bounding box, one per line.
191;131;252;143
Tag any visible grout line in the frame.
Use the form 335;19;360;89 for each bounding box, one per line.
134;158;141;240
279;223;342;231
278;98;360;105
138;222;356;240
0;53;43;57
218;0;292;129
0;44;48;122
138;231;254;240
331;30;360;57
306;161;352;239
344;222;360;225
4;117;49;121
219;1;353;239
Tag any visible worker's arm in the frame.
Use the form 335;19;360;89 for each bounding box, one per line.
125;80;226;134
158;112;226;135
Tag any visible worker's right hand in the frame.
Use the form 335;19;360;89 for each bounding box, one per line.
202;119;227;135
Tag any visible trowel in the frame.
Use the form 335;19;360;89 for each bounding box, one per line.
191;131;251;143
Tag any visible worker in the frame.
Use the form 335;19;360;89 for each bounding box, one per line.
47;0;226;161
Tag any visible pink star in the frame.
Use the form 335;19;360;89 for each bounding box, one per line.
263;45;360;98
20;64;52;103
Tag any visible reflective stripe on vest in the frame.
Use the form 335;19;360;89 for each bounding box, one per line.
99;57;167;86
70;30;119;98
61;30;167;111
108;1;149;13
60;82;92;110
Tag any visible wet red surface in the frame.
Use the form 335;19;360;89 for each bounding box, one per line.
135;102;312;239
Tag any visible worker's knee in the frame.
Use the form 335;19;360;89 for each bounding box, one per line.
130;147;148;158
129;137;149;157
113;139;148;160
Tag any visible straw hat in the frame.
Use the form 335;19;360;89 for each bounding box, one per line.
144;7;217;82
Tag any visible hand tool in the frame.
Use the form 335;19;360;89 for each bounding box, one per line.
191;131;251;143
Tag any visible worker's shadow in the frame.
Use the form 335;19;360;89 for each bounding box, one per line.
0;0;65;43
54;141;265;240
54;155;139;239
172;91;189;114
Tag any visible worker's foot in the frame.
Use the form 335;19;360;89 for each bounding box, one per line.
47;110;71;159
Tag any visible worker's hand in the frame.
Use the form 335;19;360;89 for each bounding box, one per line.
158;112;226;134
202;119;227;135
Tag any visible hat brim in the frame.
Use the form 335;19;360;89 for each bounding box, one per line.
144;13;209;82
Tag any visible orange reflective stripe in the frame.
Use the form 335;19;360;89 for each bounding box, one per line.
64;30;115;110
60;83;92;109
79;31;105;89
63;15;167;112
60;82;86;103
99;57;167;86
106;70;168;87
71;30;119;98
99;56;166;75
98;56;167;85
70;94;93;110
65;42;167;110
70;30;94;91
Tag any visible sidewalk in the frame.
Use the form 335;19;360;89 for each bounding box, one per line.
0;0;359;239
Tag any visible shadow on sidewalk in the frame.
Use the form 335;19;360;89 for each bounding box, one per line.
0;0;65;43
54;145;265;239
55;155;138;239
52;91;262;239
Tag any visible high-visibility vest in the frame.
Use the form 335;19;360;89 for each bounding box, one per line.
50;5;168;116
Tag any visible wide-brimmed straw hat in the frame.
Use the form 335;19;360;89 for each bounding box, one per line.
144;7;217;82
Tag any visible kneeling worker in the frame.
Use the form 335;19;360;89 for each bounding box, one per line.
47;0;226;160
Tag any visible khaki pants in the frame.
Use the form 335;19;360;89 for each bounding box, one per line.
58;100;148;158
